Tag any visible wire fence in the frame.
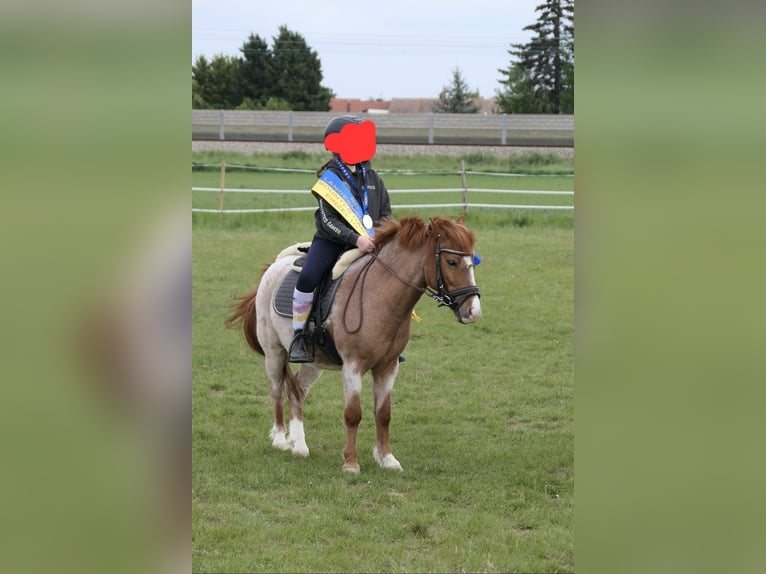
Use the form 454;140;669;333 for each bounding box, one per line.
191;162;574;214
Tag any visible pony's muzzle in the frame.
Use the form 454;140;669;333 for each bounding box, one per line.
456;294;482;324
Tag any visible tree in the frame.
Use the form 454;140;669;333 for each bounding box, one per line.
433;67;480;113
270;26;333;111
496;0;574;114
192;56;210;109
192;26;333;111
494;62;550;114
238;34;274;108
192;54;240;109
192;79;209;109
558;37;574;114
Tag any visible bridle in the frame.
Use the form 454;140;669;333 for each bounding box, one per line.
364;234;481;323
428;235;481;321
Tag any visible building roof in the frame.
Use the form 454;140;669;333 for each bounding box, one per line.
329;98;390;114
388;98;436;113
332;97;498;114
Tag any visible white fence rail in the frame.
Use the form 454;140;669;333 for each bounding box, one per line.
191;163;574;214
191;188;573;214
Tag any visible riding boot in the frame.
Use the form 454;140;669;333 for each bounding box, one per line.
288;329;314;363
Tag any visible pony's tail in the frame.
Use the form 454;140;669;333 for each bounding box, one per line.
225;283;264;356
282;359;305;402
225;265;304;402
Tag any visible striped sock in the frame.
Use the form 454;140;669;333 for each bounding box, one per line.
292;288;314;331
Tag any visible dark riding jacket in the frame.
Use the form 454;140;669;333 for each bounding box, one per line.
313;160;392;246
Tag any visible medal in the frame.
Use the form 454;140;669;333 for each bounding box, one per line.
335;159;374;234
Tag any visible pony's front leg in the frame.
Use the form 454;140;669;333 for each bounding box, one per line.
372;362;403;471
341;363;363;473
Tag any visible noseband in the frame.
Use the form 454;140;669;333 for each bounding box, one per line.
429;235;481;322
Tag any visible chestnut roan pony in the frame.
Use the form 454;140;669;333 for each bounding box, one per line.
226;215;482;473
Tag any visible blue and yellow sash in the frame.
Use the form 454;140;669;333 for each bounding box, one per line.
311;170;373;237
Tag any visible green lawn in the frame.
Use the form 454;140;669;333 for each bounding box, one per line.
193;197;573;572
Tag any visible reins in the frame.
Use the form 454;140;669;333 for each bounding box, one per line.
340;253;376;334
340;249;428;335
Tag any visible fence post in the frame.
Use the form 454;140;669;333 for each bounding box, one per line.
428;112;434;144
501;113;507;145
460;159;468;215
218;160;226;213
219;109;225;141
288;111;293;142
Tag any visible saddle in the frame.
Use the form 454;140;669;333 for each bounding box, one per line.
273;245;366;365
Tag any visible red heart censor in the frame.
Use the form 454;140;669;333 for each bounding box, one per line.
324;120;377;164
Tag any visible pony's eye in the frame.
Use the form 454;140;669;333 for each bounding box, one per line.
447;259;458;268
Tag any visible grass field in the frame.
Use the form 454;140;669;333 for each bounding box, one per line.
192;151;573;573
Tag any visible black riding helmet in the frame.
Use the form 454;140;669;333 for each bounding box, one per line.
323;115;362;141
323;114;376;164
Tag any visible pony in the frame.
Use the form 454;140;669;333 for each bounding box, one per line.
225;215;482;473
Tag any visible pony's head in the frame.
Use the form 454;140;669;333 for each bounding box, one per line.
374;215;482;324
424;216;481;324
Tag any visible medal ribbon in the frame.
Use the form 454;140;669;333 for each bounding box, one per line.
311;169;372;237
334;159;371;231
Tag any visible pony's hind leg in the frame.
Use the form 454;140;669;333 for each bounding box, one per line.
266;354;291;451
286;364;322;457
372;362;403;471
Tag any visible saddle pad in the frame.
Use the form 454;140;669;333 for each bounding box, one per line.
273;270;299;318
273;268;344;323
332;248;365;280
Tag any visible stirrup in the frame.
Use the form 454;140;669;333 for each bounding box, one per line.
288;330;314;363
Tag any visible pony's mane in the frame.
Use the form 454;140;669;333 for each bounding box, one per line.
373;215;476;253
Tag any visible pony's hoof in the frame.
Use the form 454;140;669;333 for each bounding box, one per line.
291;445;310;457
342;462;361;473
270;429;291;451
373;448;403;471
383;457;403;471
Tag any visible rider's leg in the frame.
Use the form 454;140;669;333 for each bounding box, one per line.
288;236;346;363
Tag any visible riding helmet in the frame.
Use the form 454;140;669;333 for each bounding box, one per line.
323;114;376;164
323;115;362;141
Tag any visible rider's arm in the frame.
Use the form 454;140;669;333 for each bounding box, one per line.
316;197;360;247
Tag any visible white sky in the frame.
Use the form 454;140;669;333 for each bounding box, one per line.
192;0;541;99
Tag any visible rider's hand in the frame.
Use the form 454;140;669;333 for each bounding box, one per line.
356;235;375;253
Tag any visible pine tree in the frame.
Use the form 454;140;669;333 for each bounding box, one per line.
270;26;333;111
238;34;273;108
433;67;480;113
496;0;574;114
495;62;549;114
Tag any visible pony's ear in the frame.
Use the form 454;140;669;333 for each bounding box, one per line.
456;215;465;226
426;218;433;235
